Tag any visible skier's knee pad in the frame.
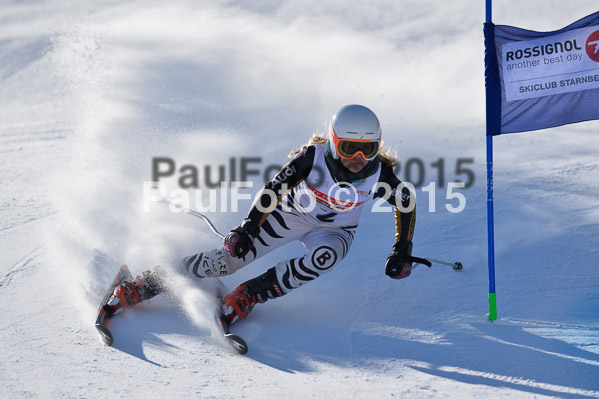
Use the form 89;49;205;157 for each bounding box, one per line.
306;241;342;274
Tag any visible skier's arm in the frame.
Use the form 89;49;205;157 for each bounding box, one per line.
224;146;315;258
374;165;416;245
374;165;416;279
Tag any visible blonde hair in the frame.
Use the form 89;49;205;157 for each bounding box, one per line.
289;132;399;167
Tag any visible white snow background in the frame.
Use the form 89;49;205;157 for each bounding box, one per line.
1;1;598;398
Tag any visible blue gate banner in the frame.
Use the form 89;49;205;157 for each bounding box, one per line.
485;11;599;135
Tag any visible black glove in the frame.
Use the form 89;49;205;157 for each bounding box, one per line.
385;240;413;280
224;219;259;258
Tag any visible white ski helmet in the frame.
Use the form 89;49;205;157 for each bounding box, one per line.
327;104;382;161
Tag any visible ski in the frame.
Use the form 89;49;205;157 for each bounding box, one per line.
94;265;132;346
213;278;249;355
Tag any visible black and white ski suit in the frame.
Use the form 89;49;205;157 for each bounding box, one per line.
182;144;415;294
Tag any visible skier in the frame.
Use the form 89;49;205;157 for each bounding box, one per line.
109;104;417;325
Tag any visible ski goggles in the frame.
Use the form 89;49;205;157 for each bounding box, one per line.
334;138;380;160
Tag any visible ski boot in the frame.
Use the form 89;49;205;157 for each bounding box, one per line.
221;267;285;324
221;284;257;324
106;267;166;317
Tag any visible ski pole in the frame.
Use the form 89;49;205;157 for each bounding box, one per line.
426;257;463;270
412;257;462;271
160;198;226;239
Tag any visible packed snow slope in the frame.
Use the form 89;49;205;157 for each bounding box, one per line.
1;1;598;398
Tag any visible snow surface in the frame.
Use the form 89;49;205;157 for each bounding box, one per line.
1;1;599;398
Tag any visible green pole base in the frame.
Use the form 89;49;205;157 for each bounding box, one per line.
488;293;497;321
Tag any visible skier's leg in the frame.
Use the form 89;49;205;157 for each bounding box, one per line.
274;226;355;293
222;226;355;324
217;206;317;323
